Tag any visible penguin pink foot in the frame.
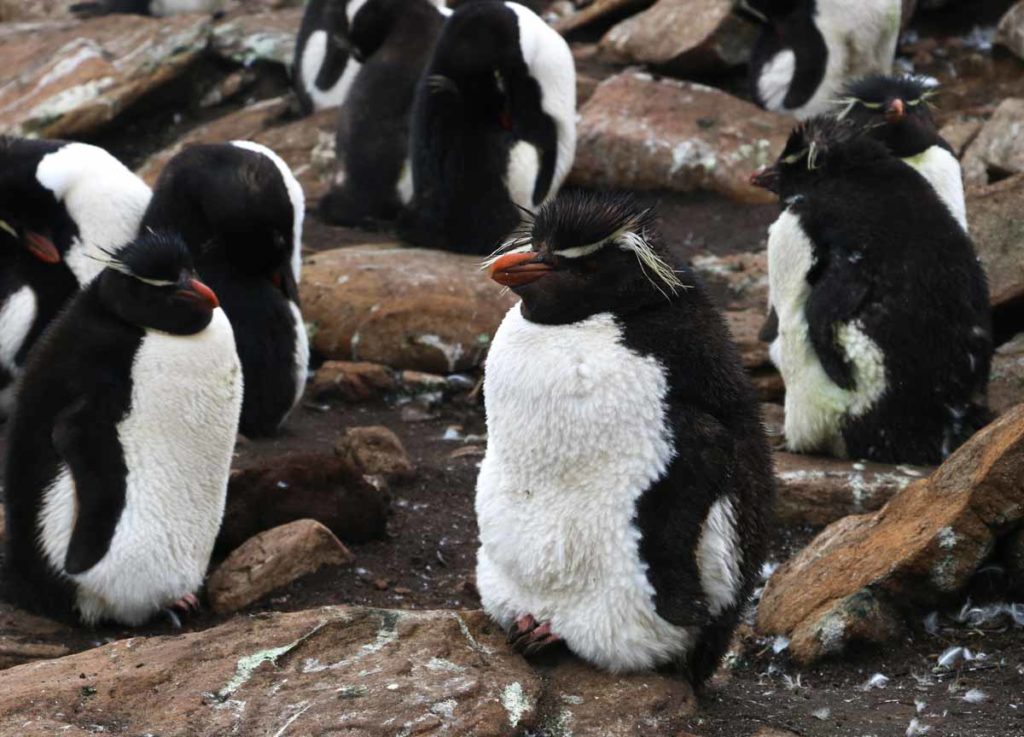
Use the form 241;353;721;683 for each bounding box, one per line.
507;614;562;657
162;593;202;629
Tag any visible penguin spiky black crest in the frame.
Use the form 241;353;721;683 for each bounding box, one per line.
841;74;939;110
780;115;862;171
110;232;194;286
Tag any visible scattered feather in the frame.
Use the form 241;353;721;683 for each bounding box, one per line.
783;673;802;690
772;635;790;654
923;611;940;636
915;699;927;714
937;646;966;668
861;673;890;690
906;718;931;736
812;707;831;721
962;689;988;704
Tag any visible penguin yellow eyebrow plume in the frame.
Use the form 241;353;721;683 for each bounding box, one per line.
0;219;16;239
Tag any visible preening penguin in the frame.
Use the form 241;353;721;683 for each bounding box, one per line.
142;142;308;438
3;233;242;626
70;0;224;17
399;0;576;254
318;0;449;226
743;0;901;119
476;193;774;687
758;117;991;464
839;74;967;230
294;0;362;114
0;138;151;418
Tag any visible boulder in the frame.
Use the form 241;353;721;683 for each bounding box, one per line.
938;116;983;157
758;405;1024;663
553;0;655;35
300;245;518;373
309;360;397;402
966;174;1024;309
211;8;301;67
691;251;769;313
137;97;338;202
774;452;930;528
335;425;416;483
207;519;355;614
0;14;210;138
962;99;1024;187
598;0;758;75
0;606;697;736
569;72;790;204
996;0;1024;61
990;334;1024;416
220;452;389;552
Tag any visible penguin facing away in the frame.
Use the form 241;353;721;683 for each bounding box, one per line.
744;0;901;119
0;138;151;417
399;0;576;254
318;0;449;226
70;0;223;17
294;0;363;115
142;141;308;438
839;74;967;230
477;192;774;686
759;117;991;464
3;232;242;626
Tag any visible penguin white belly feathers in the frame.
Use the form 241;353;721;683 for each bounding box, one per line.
768;210;887;455
756;50;797;113
288;300;310;412
0;286;37;411
299;31;362;111
38;309;242;625
476;307;693;673
505;141;541;210
905;146;968;231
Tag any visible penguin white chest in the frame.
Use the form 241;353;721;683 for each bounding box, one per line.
299;31;361;111
505;140;541;210
476;307;691;672
0;286;37;412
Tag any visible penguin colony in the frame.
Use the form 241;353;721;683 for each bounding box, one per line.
0;0;998;697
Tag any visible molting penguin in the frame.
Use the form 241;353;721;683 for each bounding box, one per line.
399;0;576;254
476;192;774;687
0;137;151;418
294;0;362;114
70;0;224;17
142;142;308;438
743;0;901;119
318;0;449;226
757;117;991;464
3;232;241;626
839;74;967;230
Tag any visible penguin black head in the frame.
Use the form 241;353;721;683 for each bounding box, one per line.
96;232;219;335
0;137;75;265
486;192;685;325
839;75;947;158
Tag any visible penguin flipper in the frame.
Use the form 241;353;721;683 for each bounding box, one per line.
805;256;872;391
52;398;127;576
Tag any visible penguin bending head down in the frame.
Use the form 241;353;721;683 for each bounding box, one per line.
476;192;774;687
3;232;242;626
399;0;576;254
142;142;309;438
839;74;967;230
318;0;449;226
757;117;991;464
744;0;901;119
294;0;362;115
70;0;224;17
0;138;151;418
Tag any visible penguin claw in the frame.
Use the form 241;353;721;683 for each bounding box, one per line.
163;608;183;630
507;615;561;656
172;593;202;614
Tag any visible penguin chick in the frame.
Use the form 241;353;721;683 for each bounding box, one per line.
745;0;901;119
70;0;224;18
294;0;361;115
758;117;991;464
142;142;309;438
839;74;967;230
477;192;774;687
317;0;448;226
0;137;151;418
399;0;576;254
3;232;242;626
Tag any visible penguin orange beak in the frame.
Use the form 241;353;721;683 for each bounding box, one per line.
750;164;780;194
488;251;553;287
183;278;220;309
885;98;905;123
24;231;60;264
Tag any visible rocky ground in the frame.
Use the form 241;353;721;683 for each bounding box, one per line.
1;0;1023;735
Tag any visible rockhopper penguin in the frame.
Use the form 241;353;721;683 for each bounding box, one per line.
476;192;774;687
294;0;362;115
755;117;991;464
142;142;309;438
3;232;242;626
0;138;151;418
744;0;901;119
399;0;576;254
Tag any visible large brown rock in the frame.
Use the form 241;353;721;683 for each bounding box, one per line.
0;606;696;736
309;360;397;402
0;602;73;672
774;452;930;528
570;72;790;204
301;245;519;373
996;0;1024;61
220;452;389;552
0;14;210;137
967;174;1024;309
962;99;1024;187
207;519;355;614
599;0;758;75
758;405;1024;663
211;8;301;67
553;0;654;35
137;96;338;202
990;334;1024;416
691;251;769;313
335;425;416;483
